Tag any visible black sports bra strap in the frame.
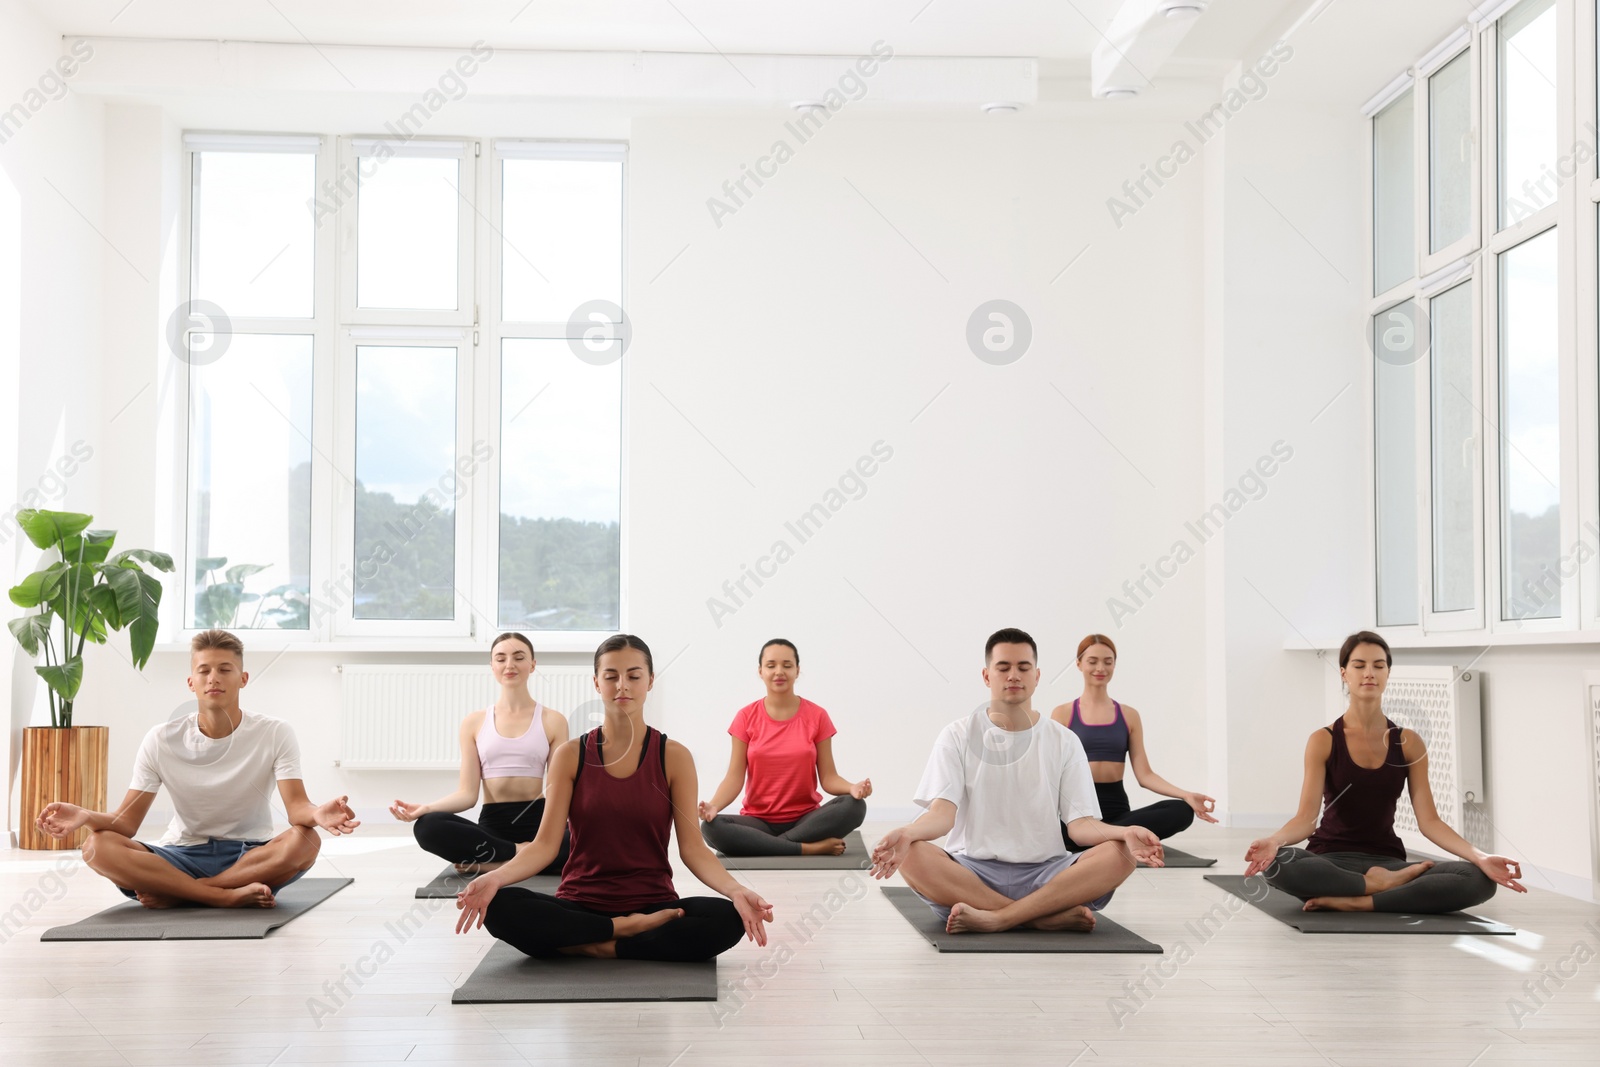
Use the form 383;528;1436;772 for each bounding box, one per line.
658;730;669;773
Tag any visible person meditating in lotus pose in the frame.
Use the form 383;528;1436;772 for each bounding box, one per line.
455;634;773;961
1244;631;1522;913
871;628;1162;935
699;638;871;858
1053;633;1217;850
390;632;570;876
34;629;358;908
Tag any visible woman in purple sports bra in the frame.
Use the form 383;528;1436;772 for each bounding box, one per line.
1244;631;1523;913
389;632;571;876
1051;634;1218;850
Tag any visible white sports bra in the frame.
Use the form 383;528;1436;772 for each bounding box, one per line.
474;702;550;779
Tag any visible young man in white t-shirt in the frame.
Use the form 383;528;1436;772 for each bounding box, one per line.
35;629;359;908
872;628;1163;934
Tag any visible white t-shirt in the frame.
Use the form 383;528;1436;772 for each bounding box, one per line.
914;707;1101;863
130;711;303;846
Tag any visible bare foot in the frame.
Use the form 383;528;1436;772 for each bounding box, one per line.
612;908;683;939
1303;895;1374;912
453;860;506;875
134;890;181;909
801;838;847;856
220;883;276;908
558;941;618;958
1363;861;1433;895
1027;905;1097;932
946;902;1011;934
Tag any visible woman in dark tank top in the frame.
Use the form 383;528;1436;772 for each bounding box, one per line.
1243;632;1523;913
453;634;774;961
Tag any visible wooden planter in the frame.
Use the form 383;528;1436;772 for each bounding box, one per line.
19;726;108;850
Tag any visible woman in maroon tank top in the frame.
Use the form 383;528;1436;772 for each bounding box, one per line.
1243;632;1523;914
454;635;774;961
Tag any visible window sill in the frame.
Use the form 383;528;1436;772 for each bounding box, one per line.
1283;628;1600;651
151;632;616;656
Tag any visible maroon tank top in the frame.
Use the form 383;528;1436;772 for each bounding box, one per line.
1305;717;1408;860
557;725;677;912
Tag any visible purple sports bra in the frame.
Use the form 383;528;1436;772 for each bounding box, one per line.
1067;698;1130;762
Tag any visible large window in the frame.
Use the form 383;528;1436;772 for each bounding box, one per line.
1365;0;1583;639
182;135;626;642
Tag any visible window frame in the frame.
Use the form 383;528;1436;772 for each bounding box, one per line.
1420;29;1482;276
166;132;628;650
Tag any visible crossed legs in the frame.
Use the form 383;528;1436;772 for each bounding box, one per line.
81;825;320;908
898;840;1135;934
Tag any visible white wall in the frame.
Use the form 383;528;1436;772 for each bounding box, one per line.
64;103;1214;828
2;0;105;838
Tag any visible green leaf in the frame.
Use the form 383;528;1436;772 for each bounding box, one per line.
194;556;227;580
125;571;164;668
224;562;271;584
8;562;70;608
15;509;92;551
195;582;244;628
60;529;116;565
7;614;51;656
87;583;124;629
110;548;175;573
36;657;84;703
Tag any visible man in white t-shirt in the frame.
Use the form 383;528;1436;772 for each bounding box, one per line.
872;628;1162;934
35;629;359;908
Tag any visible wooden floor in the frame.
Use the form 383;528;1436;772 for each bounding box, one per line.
2;825;1597;1066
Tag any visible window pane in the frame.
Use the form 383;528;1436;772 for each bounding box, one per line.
1498;0;1557;229
357;156;460;310
188;335;313;629
501;158;623;324
1373;88;1415;295
498;339;621;629
1430;281;1476;613
1498;229;1560;620
1374;302;1421;627
1429;51;1472;253
354;346;457;619
193;152;315;318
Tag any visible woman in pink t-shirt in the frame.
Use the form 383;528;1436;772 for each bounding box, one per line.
698;639;871;857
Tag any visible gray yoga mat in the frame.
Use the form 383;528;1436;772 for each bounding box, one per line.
452;939;719;1003
414;865;562;899
41;877;352;941
881;886;1162;953
1141;846;1216;869
715;831;871;871
1203;875;1515;934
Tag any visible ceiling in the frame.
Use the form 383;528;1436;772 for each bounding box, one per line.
27;0;1306;71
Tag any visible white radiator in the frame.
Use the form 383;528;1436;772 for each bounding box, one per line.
338;664;598;770
1381;666;1484;851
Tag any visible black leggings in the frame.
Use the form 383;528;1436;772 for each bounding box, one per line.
700;795;868;857
484;888;745;962
413;799;569;876
1063;780;1194;850
1265;848;1496;914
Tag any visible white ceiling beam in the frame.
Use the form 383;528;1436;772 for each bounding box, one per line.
65;37;1037;108
1090;0;1212;100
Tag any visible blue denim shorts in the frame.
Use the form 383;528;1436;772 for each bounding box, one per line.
916;850;1114;920
120;837;306;899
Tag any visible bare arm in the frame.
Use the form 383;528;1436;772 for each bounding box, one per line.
700;738;748;820
1244;729;1331;875
667;740;774;944
1401;730;1522;891
1125;706;1216;822
392;713;484;821
543;705;570;754
815;737;870;798
869;799;956;879
278;779;359;835
36;788;156;840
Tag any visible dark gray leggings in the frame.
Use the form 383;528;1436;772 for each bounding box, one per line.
1266;848;1496;914
700;795;867;857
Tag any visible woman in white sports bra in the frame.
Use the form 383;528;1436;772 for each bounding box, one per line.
390;632;571;875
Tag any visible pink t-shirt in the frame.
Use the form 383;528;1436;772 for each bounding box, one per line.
730;698;837;823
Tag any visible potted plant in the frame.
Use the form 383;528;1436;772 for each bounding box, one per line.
7;509;172;849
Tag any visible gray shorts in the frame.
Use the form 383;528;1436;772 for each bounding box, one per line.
917;850;1114;920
